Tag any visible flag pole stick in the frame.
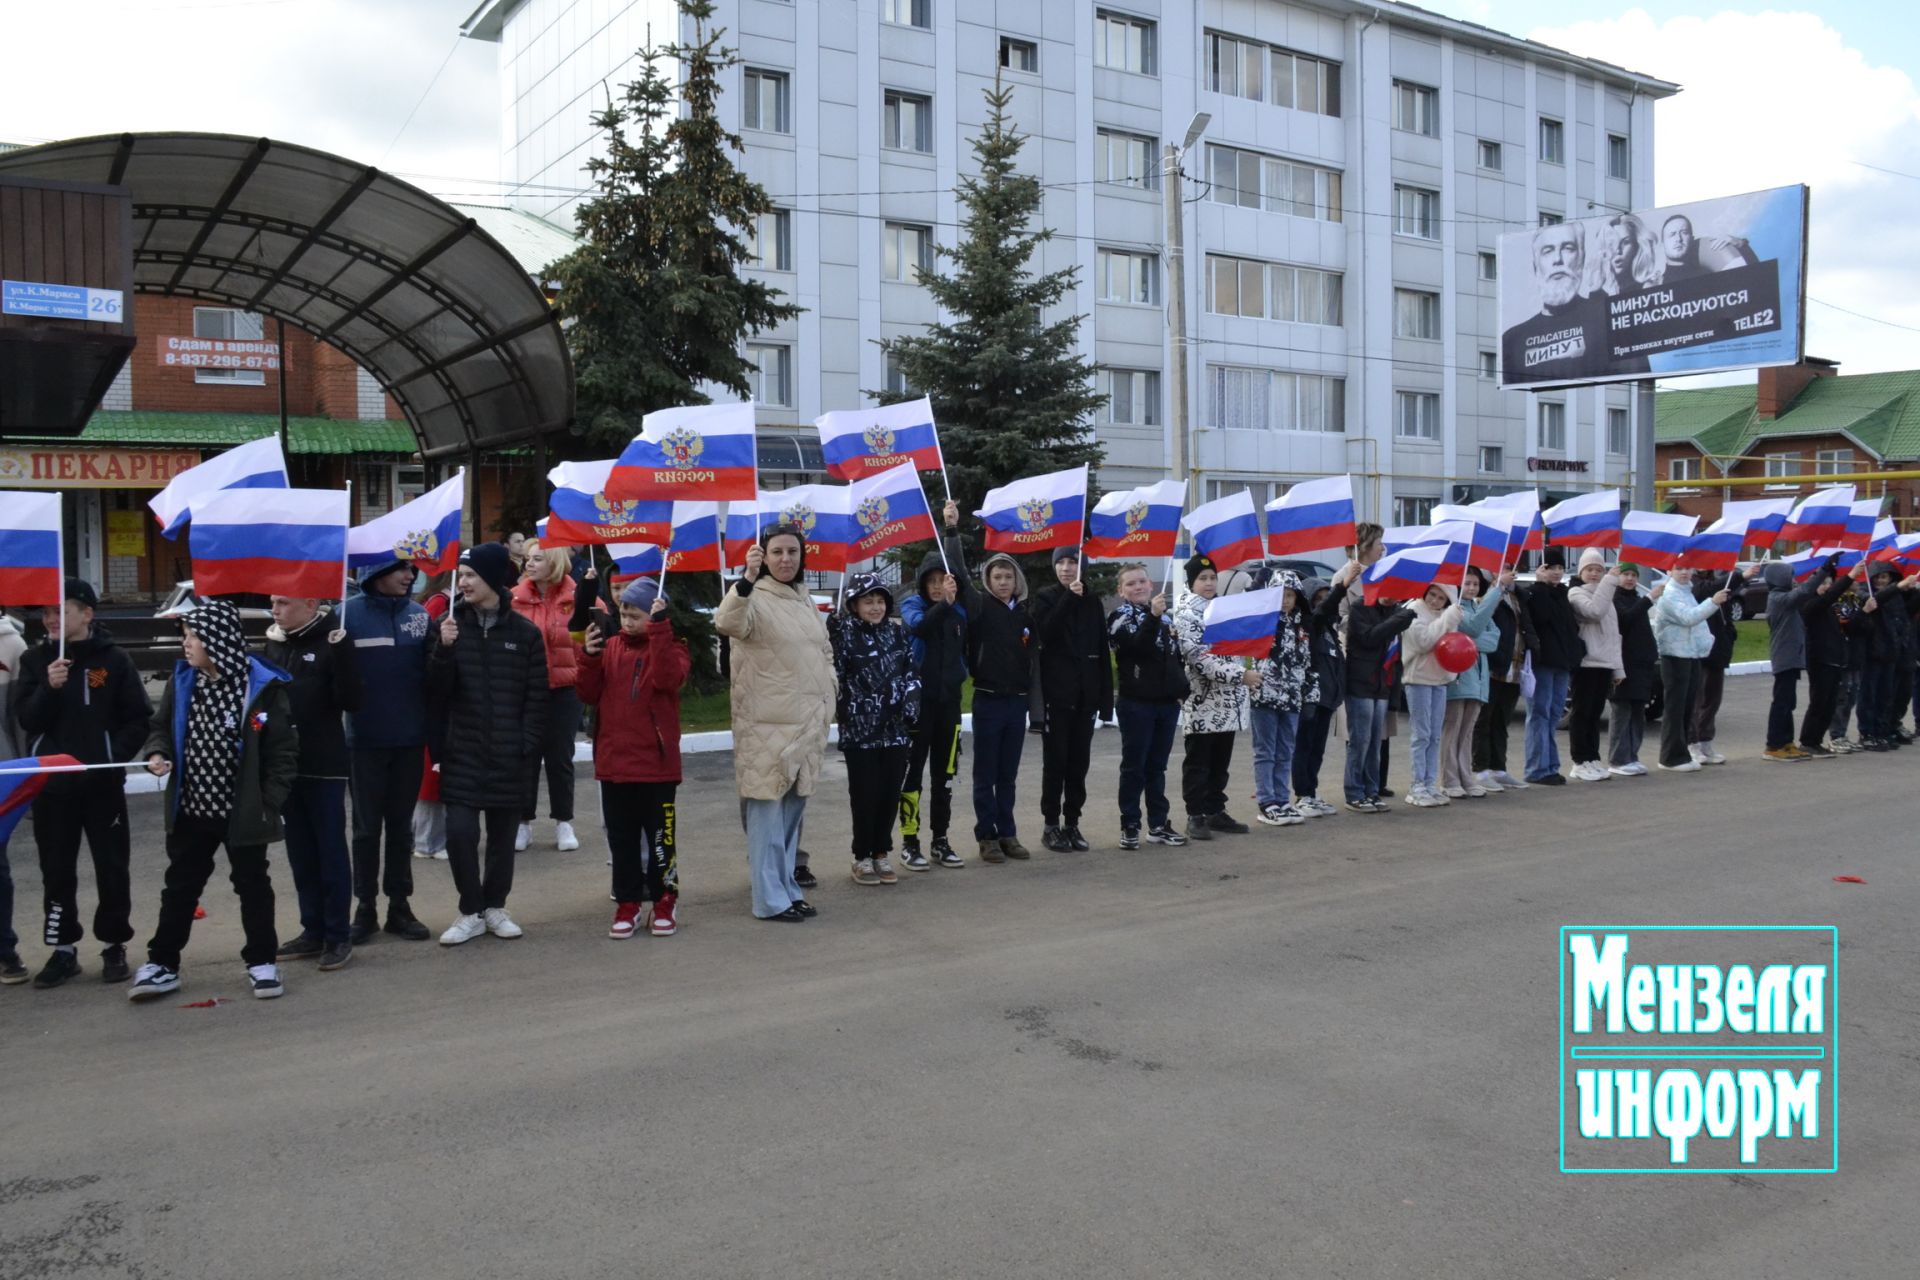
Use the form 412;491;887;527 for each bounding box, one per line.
55;499;66;663
340;481;353;611
0;760;153;776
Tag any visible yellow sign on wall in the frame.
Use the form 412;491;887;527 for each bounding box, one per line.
106;509;146;557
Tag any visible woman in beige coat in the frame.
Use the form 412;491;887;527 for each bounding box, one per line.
1566;547;1625;781
715;524;836;921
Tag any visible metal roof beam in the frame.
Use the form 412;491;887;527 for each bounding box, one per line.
315;219;474;342
384;311;558;391
243;165;379;311
164;137;271;294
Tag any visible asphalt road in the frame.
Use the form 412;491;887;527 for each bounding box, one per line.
3;676;1915;1279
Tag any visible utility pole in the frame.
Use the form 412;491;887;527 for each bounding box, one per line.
1163;113;1209;514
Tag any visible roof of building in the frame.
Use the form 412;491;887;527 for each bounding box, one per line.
1656;371;1920;462
21;411;419;455
448;203;580;280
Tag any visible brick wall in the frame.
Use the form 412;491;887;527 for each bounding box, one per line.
1658;442;1920;528
132;294;316;415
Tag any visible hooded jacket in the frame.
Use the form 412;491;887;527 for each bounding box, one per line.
1172;591;1249;733
949;535;1035;698
15;624;153;793
1867;566;1914;663
1401;587;1465;688
342;560;431;750
1029;574;1114;718
1521;579;1584;672
1610;588;1659;701
263;606;364;779
424;598;550;809
714;563;837;800
1447;584;1506;703
142;654;298;845
829;578;923;751
1251;572;1313;713
576;617;691;784
1302;577;1345;710
899;552;969;700
1763;559;1842;673
1653;579;1722;660
1343;599;1415;700
1108;598;1187;703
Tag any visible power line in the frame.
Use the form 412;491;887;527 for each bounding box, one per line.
381;33;465;165
1809;296;1920;335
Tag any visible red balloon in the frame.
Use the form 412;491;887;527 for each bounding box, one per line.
1435;631;1478;674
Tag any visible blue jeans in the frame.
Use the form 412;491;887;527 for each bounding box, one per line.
1406;684;1448;791
282;778;353;945
1116;697;1180;829
744;784;808;917
1343;695;1386;802
970;693;1027;839
1250;706;1299;809
1525;666;1571;780
0;837;16;956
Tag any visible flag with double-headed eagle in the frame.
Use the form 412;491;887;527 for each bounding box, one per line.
748;482;856;572
847;462;936;564
815;398;944;481
347;470;465;574
606;403;758;502
974;466;1088;555
546;459;672;546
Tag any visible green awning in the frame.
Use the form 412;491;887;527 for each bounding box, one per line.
18;411;418;456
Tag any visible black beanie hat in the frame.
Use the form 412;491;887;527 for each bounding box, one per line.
1542;546;1568;570
459;542;519;601
1185;553;1217;587
1052;545;1080;565
63;577;99;609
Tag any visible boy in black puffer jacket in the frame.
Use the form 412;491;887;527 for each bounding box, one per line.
1107;564;1187;849
1029;546;1113;853
898;553;968;869
829;573;921;886
1292;575;1345;815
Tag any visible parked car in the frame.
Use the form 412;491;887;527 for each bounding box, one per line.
155;581;275;627
1726;564;1770;622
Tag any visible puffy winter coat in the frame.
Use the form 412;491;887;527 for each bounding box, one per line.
1522;581;1584;672
714;574;836;800
263;608;363;779
15;625;152;794
1303;578;1345;710
1172;592;1248;733
1401;593;1465;687
829;613;922;751
1654;582;1721;659
576;619;691;784
1252;574;1313;713
1108;601;1187;703
511;574;580;690
1344;600;1415;699
142;657;298;845
1029;582;1114;719
1763;560;1841;673
1611;591;1659;701
424;602;549;810
900;552;968;699
1569;573;1624;678
1447;586;1506;703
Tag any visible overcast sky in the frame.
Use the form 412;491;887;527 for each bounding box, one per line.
5;0;1917;380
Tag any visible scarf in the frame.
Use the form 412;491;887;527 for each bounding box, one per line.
181;601;251;819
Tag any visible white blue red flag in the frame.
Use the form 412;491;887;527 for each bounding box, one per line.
1543;490;1622;548
1619;511;1697;571
1362;542;1449;605
1678;517;1745;572
1201;587;1285;658
848;463;937;564
190;487;350;599
1381;525;1432;556
1869;519;1898;561
723;500;761;565
347;470;464;574
546;459;672;546
1721;498;1794;551
1179;490;1263;570
0;491;64;606
658;503;722;573
148;434;288;538
816;398;943;481
1431;504;1509;574
606;543;664;579
758;483;856;573
1842;498;1881;552
1781;486;1854;545
1083;480;1184;562
975;466;1088;555
608;403;758;502
0;754;84;842
1264;476;1355;557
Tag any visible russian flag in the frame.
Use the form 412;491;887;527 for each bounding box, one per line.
606;542;664;579
1891;533;1920;573
0;753;84;842
760;483;857;573
1084;479;1184;561
976;465;1088;555
1781;485;1854;545
816;397;943;481
848;462;937;564
607;403;758;502
1678;517;1744;572
148;434;288;538
1781;547;1842;581
1543;489;1623;548
1431;504;1508;574
1381;525;1432;556
1842;498;1881;552
347;470;464;574
1201;587;1285;658
1869;519;1898;561
1180;490;1263;570
723;500;760;566
659;502;722;573
1362;542;1449;605
546;459;673;546
1264;476;1355;557
189;487;350;599
0;491;64;606
1721;498;1793;551
1619;511;1697;571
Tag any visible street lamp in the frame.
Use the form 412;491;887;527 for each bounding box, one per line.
1165;111;1210;507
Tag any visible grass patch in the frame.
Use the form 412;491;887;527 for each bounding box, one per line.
681;687;734;733
1732;619;1770;665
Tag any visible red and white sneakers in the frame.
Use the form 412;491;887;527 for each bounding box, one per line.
649;893;679;937
609;902;643;939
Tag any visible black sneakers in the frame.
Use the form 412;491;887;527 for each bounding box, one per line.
1118;826;1141;850
1041;825;1071;852
348;904;380;946
1065;826;1090;851
1147;824;1189;846
384;905;432;942
100;944;131;984
0;951;29;984
1209;812;1251;834
1184;818;1213;842
128;962;181;1001
794;863;819;890
318;942;354;972
32;948;81;989
931;837;964;868
277;932;326;961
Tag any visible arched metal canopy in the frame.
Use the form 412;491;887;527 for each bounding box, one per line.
0;132;574;459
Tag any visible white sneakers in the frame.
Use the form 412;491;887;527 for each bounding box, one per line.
1492;770;1528;789
484;908;524;939
555;821;580;852
1659;759;1703;773
1476;771;1505;793
1444;785;1466;799
1607;763;1648;777
1693;742;1727;765
440;913;487;945
514;823;531;852
1465;784;1488;798
1572;762;1612;782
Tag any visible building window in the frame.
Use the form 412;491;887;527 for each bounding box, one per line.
1205;256;1341;325
1539;117;1565;165
885;352;915;397
1206;145;1342;222
1203;32;1339;115
743;69;791;133
882;222;934;282
1478;251;1498;282
1095;129;1158;190
1395;390;1439;440
1539;211;1563;227
1479;445;1504;473
192;307;267;385
883;90;933;152
1094;10;1156;75
1394;288;1439;340
1669;456;1703;482
1392;80;1438;136
1479;350;1497;379
1095;247;1159;305
1538;401;1567;452
746;343;793;408
1607;133;1630;181
748;208;791;271
1098;367;1160;426
1765;452;1804;479
1607;407;1630;456
1477;139;1503;171
999;36;1037;72
1392;185;1439;239
1205;366;1345;433
883;0;929;28
1816;448;1853;475
1394;496;1436;526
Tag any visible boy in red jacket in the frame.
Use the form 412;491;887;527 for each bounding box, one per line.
578;578;692;938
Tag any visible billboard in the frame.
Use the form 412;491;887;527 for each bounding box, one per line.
1497;185;1807;390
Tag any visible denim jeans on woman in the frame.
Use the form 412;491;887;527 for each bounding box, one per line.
1250;706;1299;810
1525;666;1571;781
1405;684;1447;793
1343;696;1387;803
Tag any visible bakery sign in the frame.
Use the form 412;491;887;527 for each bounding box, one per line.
156;334;281;371
0;447;202;489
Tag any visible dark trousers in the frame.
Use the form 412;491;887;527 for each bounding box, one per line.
1117;698;1180;830
1895;664;1915;733
1800;666;1840;750
1040;702;1096;826
1;837;17;956
970;693;1027;839
1858;663;1892;739
845;744;908;860
147;814;277;970
1690;665;1727;744
446;804;519;916
602;781;677;904
1292;703;1334;799
1475;679;1521;773
1766;669;1800;750
350;746;423;908
524;686;582;821
31;776;133;948
1568;668;1612;764
282;778;352;945
1657;657;1699;768
1181;730;1236;818
899;696;962;842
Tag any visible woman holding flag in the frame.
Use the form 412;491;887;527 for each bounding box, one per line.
510;540;584;854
